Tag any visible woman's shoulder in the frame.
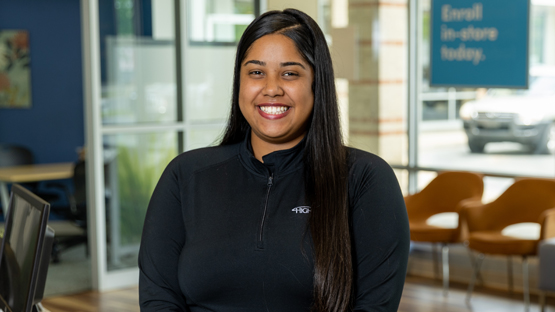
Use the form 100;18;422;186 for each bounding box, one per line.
345;147;399;195
346;147;393;174
165;143;241;176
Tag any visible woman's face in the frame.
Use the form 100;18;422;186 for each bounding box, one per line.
239;34;314;150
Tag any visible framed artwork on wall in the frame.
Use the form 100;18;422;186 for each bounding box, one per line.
0;30;31;108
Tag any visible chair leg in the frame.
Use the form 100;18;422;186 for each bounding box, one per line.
51;240;60;264
539;291;546;312
522;256;530;312
507;256;513;295
441;243;449;296
465;241;484;286
466;252;485;305
432;243;440;280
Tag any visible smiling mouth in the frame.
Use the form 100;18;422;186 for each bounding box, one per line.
258;106;290;115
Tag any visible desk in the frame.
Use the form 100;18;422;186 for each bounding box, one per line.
0;162;74;215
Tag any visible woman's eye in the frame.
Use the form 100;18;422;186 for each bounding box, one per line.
249;70;263;75
284;72;299;77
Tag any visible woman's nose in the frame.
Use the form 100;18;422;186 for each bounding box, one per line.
263;75;283;97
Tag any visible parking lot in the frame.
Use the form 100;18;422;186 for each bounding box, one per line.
416;127;555;202
419;128;555;177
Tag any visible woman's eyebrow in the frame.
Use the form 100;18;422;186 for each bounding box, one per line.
244;60;306;70
244;60;265;66
281;62;305;69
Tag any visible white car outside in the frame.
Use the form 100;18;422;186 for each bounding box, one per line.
459;67;555;154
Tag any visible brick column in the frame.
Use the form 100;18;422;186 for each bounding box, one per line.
347;0;407;164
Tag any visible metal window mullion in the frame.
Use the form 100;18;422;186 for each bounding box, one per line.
181;0;189;151
259;0;267;14
101;122;188;134
420;91;476;101
174;0;185;154
408;0;420;194
100;121;227;134
448;87;456;120
81;0;108;291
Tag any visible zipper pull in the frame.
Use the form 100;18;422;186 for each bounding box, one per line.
267;175;273;186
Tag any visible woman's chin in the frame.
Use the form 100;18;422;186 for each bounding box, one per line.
252;131;305;147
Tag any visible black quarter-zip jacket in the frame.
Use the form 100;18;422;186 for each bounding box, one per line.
139;134;410;312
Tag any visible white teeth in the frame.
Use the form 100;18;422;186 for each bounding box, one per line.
260;106;289;115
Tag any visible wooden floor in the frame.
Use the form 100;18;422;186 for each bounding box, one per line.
41;275;554;312
399;276;554;312
41;287;140;312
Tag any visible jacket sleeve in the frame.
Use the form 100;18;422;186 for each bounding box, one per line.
138;160;189;311
349;154;410;311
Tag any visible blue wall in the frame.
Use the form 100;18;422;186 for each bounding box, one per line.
0;0;84;164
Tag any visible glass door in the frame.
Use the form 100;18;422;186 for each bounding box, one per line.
82;0;258;291
83;0;181;290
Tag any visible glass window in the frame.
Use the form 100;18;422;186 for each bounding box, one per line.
103;132;178;271
97;0;180;274
103;37;177;125
418;0;555;179
423;100;448;121
188;0;257;44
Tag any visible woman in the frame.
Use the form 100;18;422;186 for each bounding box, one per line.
139;8;410;312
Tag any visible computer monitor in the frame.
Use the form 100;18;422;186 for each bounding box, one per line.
0;184;55;312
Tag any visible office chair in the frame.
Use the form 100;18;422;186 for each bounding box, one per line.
0;144;34;167
462;178;555;312
539;236;555;312
50;160;88;263
0;144;60;207
405;171;484;295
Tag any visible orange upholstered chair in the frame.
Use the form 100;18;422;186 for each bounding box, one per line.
462;178;555;311
405;171;484;294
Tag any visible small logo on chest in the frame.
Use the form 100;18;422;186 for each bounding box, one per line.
292;206;311;214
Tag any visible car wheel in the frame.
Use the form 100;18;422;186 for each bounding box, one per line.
468;140;485;153
534;123;555;155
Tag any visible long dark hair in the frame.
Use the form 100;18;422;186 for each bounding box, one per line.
220;9;352;312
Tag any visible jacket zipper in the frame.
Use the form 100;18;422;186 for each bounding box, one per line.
257;174;273;249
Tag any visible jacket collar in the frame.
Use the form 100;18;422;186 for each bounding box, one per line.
239;131;305;177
